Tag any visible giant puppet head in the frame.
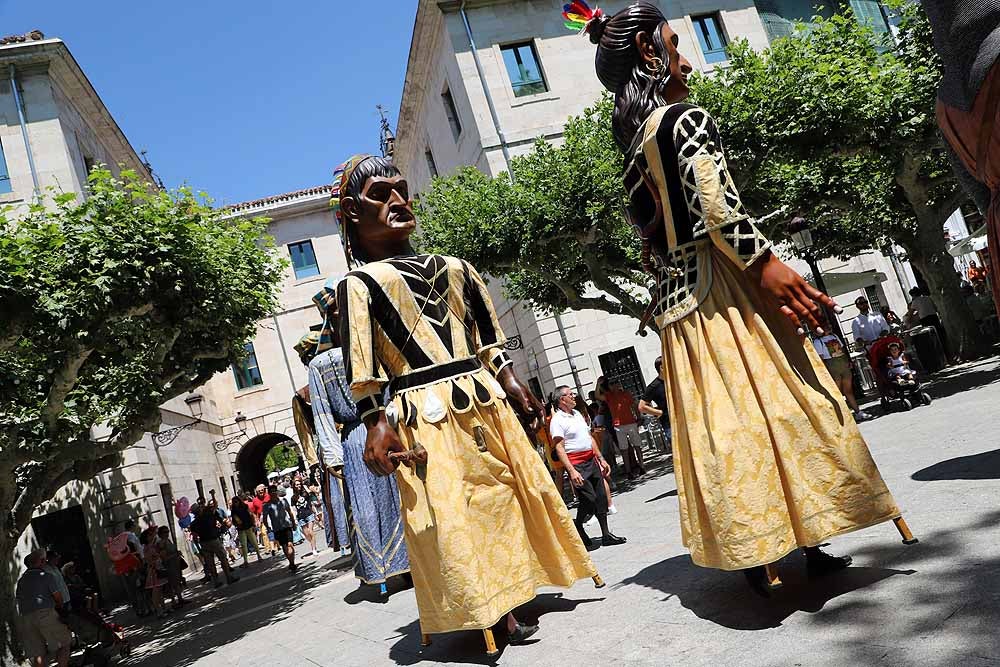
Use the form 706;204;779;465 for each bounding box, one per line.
330;154;415;266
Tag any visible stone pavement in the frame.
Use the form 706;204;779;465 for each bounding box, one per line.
119;356;1000;667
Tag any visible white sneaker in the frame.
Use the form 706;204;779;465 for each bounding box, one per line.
608;505;618;515
583;516;599;528
855;410;873;422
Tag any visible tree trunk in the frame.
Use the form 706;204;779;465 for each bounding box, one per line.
0;533;22;667
902;215;988;360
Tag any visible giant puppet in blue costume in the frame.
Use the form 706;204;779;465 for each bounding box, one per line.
309;277;410;590
293;329;350;554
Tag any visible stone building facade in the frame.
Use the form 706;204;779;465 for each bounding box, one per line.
393;0;920;401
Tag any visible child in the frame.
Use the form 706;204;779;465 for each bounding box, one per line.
886;342;917;386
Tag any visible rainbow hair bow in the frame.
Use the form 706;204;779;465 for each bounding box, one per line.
562;1;603;33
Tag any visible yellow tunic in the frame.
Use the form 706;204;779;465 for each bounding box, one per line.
626;103;901;570
338;254;596;633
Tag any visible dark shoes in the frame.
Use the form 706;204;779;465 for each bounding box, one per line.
805;548;853;577
507;622;539;644
289;563;299;573
601;533;627;546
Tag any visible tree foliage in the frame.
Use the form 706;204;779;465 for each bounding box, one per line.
417;101;646;320
0;167;284;661
687;3;982;354
265;444;299;474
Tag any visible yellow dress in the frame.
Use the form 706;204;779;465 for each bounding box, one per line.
625;103;901;571
338;254;596;633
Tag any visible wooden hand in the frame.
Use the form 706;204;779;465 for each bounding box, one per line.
497;366;544;431
749;251;838;334
362;414;406;477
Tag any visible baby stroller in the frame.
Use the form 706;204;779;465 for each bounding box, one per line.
67;607;130;666
867;335;932;412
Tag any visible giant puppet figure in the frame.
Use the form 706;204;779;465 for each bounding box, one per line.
309;279;411;595
922;2;1000;317
293;331;350;555
566;0;916;595
330;154;602;655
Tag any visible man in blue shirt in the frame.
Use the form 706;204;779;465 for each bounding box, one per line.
15;549;71;667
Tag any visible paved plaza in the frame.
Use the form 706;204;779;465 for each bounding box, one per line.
119;356;1000;667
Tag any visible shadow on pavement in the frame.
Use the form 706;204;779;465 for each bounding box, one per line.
912;447;1000;481
921;356;1000;400
616;551;913;631
386;592;603;666
645;489;678;503
343;572;414;605
120;556;348;667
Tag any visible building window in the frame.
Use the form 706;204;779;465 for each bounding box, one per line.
864;286;884;314
442;87;462;140
195;479;205;501
501;42;548;97
692;14;728;64
425;148;439;178
288;240;320;279
0;140;11;194
528;377;544;403
233;342;263;390
219;476;229;503
849;0;890;35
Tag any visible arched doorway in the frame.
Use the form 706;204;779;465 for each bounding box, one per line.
234;433;299;491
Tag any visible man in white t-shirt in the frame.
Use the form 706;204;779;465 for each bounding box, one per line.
549;385;626;550
851;296;889;348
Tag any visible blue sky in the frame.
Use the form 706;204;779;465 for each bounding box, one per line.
0;1;418;205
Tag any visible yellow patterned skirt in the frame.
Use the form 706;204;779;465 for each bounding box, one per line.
389;368;597;634
661;249;901;571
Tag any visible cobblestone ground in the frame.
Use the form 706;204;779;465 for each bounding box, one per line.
117;356;1000;667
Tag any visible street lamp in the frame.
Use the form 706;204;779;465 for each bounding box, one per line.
152;394;204;448
213;411;249;452
787;217;845;341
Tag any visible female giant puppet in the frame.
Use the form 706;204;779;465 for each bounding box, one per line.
568;1;916;594
330;154;602;654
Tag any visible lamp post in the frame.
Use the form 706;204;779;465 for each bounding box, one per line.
213;411;249;452
151;394;204;448
787;217;846;343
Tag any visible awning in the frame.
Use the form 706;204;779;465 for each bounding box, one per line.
804;269;887;297
948;224;989;257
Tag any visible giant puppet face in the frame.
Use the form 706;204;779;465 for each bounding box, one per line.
640;22;693;104
340;173;416;248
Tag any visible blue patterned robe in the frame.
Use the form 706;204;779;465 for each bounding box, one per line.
309;348;409;583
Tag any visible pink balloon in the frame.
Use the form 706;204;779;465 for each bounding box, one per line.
174;496;190;518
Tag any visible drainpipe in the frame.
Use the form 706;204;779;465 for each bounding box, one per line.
459;0;514;174
554;311;584;396
9;65;41;199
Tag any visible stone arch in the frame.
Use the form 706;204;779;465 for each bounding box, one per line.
234;433;297;492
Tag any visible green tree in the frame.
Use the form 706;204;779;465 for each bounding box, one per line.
0;168;284;664
688;3;983;356
264;444;299;474
417;101;646;321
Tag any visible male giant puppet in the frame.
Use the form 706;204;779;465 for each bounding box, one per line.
328;154;602;656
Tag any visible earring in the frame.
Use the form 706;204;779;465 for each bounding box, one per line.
645;56;667;80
